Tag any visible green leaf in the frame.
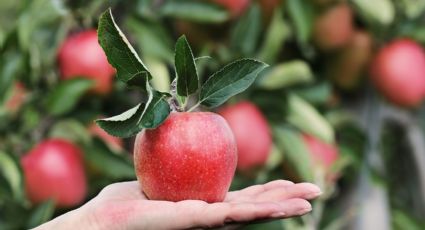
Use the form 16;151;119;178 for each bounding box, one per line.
98;9;151;88
84;139;135;179
97;82;171;138
400;0;425;19
125;17;174;64
45;78;93;116
199;59;268;108
286;0;314;45
49;119;91;144
351;0;395;26
0;151;24;202
292;82;332;105
258;8;291;64
230;4;262;56
275;127;313;182
175;35;199;96
145;57;171;93
160;0;229;23
0;50;24;104
27;200;55;229
257;60;313;90
287;94;334;143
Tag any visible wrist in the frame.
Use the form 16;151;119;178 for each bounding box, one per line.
33;204;97;230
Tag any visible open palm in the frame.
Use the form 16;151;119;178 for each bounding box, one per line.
79;180;321;230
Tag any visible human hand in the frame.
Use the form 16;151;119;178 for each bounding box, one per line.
36;180;321;230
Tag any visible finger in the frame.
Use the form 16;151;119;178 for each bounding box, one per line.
225;180;294;202
95;181;146;201
254;183;322;202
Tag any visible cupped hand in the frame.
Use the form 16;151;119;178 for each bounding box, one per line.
36;180;321;230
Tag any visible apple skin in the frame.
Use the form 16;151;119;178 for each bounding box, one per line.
211;0;250;17
313;3;354;51
134;112;237;203
57;30;115;95
21;139;87;207
5;82;26;113
218;101;272;172
371;39;425;107
89;122;123;151
328;31;373;90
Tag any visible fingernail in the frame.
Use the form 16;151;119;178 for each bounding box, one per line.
271;212;286;218
306;191;322;199
297;207;312;215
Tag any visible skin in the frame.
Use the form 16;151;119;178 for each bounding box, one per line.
21;139;87;207
371;39;425;107
134;112;237;202
218;101;272;172
313;3;354;51
35;180;321;230
58;30;116;95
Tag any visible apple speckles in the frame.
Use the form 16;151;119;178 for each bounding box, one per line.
134;112;237;203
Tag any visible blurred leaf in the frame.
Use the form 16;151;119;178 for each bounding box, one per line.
160;0;229;23
230;4;262;56
175;35;199;96
98;9;151;88
392;209;425;230
381;120;425;221
292;82;332;105
145;57;171;93
26;200;55;229
84;139;135;179
258;8;291;64
0;50;24;103
0;151;24;202
97;83;171;138
351;0;395;26
399;0;425;19
49;119;91;144
17;0;66;51
199;59;268;108
45;78;93;116
275;127;314;182
257;60;314;90
287;94;334;143
286;0;314;45
125;17;174;64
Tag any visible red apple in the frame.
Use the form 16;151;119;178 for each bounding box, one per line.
21;139;87;207
211;0;250;18
302;134;339;179
134;112;237;203
313;3;354;51
89;121;123;152
371;39;425;107
328;31;373;90
58;30;116;95
218;101;272;172
5;82;26;113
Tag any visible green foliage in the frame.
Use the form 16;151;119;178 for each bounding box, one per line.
175;35;199;96
199;59;268;108
160;0;229;23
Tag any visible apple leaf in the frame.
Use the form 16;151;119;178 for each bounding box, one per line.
199;59;268;108
230;3;261;56
97;81;170;138
287;94;334;143
45;78;93;116
98;9;151;88
26;200;55;229
286;0;314;45
175;35;199;96
0;151;24;202
160;0;229;23
257;60;313;90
